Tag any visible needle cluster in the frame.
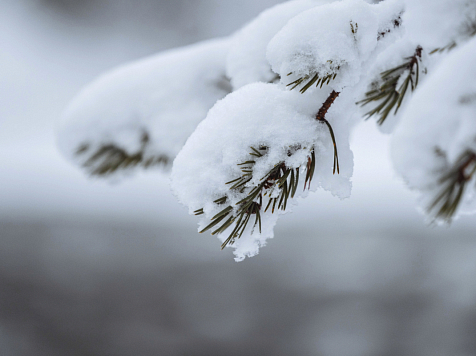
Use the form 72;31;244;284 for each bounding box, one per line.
286;66;340;94
75;133;168;176
358;46;422;125
428;151;476;222
194;146;316;249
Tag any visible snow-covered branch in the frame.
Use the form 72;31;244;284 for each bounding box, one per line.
58;0;476;260
57;38;231;177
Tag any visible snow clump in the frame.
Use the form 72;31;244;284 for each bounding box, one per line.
391;37;476;221
171;83;355;261
57;38;231;178
226;0;337;90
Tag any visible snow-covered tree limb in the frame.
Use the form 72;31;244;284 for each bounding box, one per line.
57;38;231;178
58;0;476;260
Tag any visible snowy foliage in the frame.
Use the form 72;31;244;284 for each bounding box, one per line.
226;0;333;90
171;83;354;260
57;38;231;177
58;0;476;260
392;37;476;221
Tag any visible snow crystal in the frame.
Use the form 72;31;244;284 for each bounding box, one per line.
57;38;231;178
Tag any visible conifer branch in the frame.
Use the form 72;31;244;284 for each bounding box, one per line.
196;146;309;250
358;46;423;125
196;91;341;250
75;132;169;176
428;150;476;222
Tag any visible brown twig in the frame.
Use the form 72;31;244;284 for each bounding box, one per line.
316;91;340;121
316;90;340;174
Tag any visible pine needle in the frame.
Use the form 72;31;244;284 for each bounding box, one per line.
428;151;476;222
195;146;319;249
358;46;423;125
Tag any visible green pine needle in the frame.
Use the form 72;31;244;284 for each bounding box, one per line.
358;46;422;125
197;146;319;249
428;151;476;222
286;67;340;94
196;108;341;250
75;132;169;176
429;42;457;54
77;143;169;176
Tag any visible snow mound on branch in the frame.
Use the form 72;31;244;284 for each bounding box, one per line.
226;0;397;91
226;0;328;90
267;0;381;91
391;37;476;219
171;83;354;261
360;0;474;133
57;38;231;178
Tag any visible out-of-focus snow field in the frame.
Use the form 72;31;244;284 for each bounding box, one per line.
1;1;476;355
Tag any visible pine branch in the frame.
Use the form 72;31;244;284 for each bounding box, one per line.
196;91;341;250
358;46;423;125
196;146;306;249
75;132;169;176
428;150;476;222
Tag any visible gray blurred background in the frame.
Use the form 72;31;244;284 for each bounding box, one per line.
1;1;476;355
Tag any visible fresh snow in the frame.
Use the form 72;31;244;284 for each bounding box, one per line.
226;0;329;90
57;0;476;260
391;37;476;220
171;82;356;261
267;0;381;91
57;38;231;178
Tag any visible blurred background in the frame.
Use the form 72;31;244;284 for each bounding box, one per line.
1;1;476;355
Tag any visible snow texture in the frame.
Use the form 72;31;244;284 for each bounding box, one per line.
226;0;329;90
171;83;355;261
266;0;409;133
267;0;381;90
57;0;476;260
57;38;231;178
226;0;391;91
403;0;476;50
391;37;476;220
